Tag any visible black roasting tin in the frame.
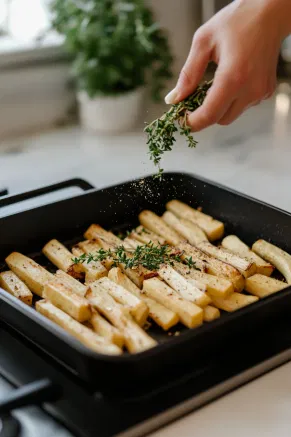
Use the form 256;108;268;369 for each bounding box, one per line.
0;173;291;437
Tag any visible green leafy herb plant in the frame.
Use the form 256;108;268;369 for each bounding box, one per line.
50;0;173;100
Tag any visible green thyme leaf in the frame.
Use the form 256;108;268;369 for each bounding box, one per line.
145;80;213;179
71;242;198;272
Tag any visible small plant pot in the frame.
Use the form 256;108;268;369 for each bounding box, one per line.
77;88;144;133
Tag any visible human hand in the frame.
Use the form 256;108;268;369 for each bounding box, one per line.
165;0;291;130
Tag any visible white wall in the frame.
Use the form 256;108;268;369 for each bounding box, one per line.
0;62;74;139
148;0;201;83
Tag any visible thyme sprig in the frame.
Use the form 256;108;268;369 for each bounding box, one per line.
72;242;197;271
145;80;213;179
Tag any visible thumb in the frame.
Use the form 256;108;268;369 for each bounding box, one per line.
165;31;212;104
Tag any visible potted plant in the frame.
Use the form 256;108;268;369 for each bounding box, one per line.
50;0;173;133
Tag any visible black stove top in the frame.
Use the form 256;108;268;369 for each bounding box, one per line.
0;319;290;437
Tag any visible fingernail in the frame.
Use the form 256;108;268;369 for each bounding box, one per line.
165;88;178;104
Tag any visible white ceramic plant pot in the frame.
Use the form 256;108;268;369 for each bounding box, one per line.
77;88;144;133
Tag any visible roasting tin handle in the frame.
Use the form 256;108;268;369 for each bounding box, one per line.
0;189;8;198
0;378;61;415
0;178;95;208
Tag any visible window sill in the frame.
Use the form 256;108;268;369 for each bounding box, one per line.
0;34;68;68
0;34;75;139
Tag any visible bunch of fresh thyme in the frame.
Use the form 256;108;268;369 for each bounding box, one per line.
72;242;197;271
145;80;213;179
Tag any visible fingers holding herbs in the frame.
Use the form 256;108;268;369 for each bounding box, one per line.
145;80;212;178
165;0;290;133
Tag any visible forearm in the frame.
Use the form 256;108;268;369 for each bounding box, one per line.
238;0;291;38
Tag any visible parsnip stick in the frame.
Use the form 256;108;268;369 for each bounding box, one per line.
36;299;121;355
84;224;121;246
108;267;179;330
120;226;206;281
221;235;274;277
178;242;244;292
87;283;156;353
123;237;140;250
121;264;158;289
87;282;129;322
203;305;220;322
162;211;208;246
143;278;203;329
0;271;33;305
198;241;256;278
42;239;74;271
90;311;124;348
92;236;157;288
130;226;166;246
139;210;182;246
96;277;149;326
252;240;291;284
172;262;233;298
77;239;113;270
166;200;224;241
55;270;88;297
210;293;258;312
245;274;289;298
71;246;108;283
44;281;91;322
5;252;54;297
158;265;211;307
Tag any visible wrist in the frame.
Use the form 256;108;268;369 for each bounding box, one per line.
237;0;291;39
266;0;291;38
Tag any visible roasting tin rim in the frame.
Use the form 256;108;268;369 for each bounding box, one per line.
1;171;291;366
1;171;291;222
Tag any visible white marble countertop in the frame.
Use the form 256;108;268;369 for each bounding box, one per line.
1;81;291;436
1;82;291;210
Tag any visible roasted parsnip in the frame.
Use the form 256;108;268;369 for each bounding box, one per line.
44;281;91;322
139;210;182;246
130;226;166;246
0;270;33;305
172;262;233;298
71;246;108;283
5;252;54;297
162;211;208;245
123;237;140;250
245;274;289;298
178;242;244;292
96;277;149;326
158;264;210;307
55;270;88;297
42;239;74;272
221;235;274;276
91;236;156;288
90;310;124;348
77;239;113;270
166;200;224;241
198;241;256;278
143;278;203;329
203;305;220;322
84;224;121;246
252;240;291;284
87;282;157;353
36;299;122;355
210;293;258;312
108;267;179;330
